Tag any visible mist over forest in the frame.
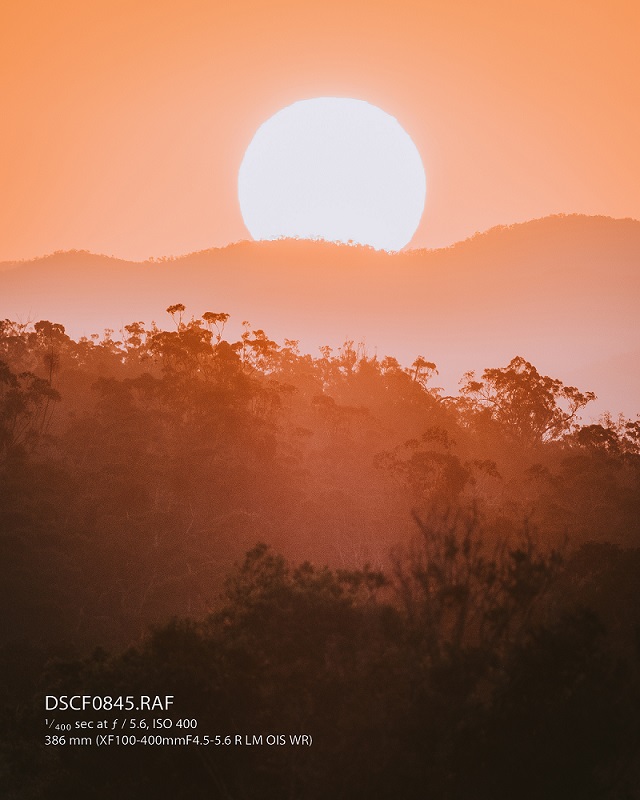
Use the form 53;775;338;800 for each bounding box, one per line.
1;297;639;797
2;214;639;419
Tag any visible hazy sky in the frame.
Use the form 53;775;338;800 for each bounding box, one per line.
1;0;639;261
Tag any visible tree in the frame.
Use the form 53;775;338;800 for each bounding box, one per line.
0;360;59;458
460;356;595;443
202;311;230;343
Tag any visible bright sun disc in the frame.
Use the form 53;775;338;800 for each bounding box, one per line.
238;97;426;251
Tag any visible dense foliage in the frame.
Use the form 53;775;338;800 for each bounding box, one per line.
1;309;639;797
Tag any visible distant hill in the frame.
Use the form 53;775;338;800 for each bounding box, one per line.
1;214;638;418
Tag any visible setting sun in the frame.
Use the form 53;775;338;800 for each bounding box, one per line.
238;97;426;251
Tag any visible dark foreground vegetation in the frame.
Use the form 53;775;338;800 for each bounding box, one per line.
1;307;639;798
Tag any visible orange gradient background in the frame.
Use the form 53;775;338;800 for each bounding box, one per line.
1;0;639;261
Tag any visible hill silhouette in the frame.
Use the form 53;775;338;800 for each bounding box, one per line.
1;214;638;417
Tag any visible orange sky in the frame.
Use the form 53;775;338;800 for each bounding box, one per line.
1;0;639;261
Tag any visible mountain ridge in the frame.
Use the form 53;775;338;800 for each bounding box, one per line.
2;213;638;268
1;214;638;418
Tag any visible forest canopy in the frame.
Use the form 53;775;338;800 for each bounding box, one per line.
1;308;639;798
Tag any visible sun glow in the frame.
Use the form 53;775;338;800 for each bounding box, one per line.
238;97;426;251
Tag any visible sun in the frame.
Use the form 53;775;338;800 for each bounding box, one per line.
238;97;426;252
